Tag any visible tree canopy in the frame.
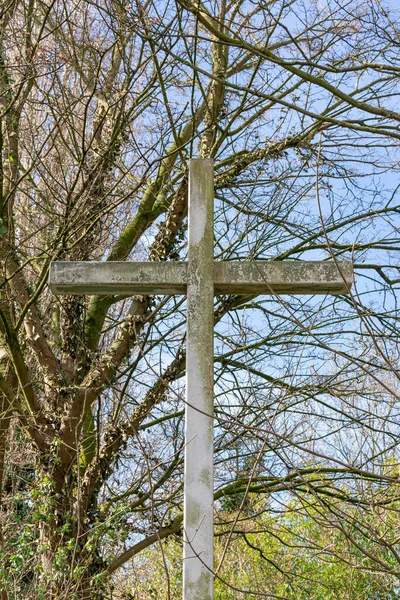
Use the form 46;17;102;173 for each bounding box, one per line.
1;0;400;598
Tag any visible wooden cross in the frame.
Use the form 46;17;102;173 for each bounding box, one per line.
49;159;353;600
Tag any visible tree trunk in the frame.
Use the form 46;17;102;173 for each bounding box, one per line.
39;528;107;599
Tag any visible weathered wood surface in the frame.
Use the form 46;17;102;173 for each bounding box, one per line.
49;261;353;296
49;158;354;600
183;159;214;600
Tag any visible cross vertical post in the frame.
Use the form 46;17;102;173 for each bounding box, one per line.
183;159;215;600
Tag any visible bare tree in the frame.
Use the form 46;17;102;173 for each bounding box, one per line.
1;0;400;598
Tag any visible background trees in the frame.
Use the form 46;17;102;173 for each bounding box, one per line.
1;0;400;598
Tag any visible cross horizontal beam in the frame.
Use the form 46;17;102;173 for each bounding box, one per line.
49;260;353;296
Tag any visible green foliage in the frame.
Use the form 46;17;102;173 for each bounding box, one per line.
116;493;400;600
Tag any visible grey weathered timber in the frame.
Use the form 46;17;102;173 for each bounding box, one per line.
49;261;188;295
183;159;214;599
49;261;353;296
49;158;354;600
